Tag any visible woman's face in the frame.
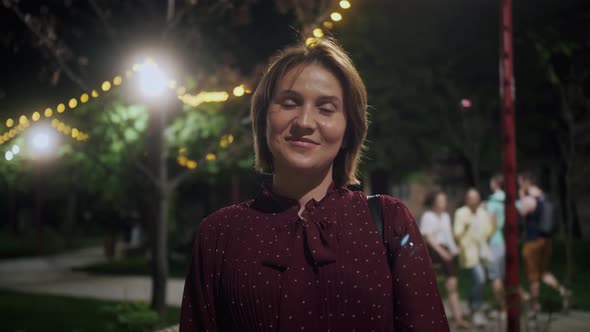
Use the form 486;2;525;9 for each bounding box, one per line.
434;193;447;212
490;178;498;191
266;64;347;175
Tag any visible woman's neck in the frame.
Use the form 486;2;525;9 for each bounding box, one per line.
433;208;445;215
272;166;334;216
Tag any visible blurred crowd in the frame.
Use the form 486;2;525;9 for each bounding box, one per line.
419;172;571;328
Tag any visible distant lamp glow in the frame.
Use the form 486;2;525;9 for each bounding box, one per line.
313;28;324;38
91;90;99;98
206;153;216;161
12;145;20;154
113;76;123;86
233;85;245;97
80;93;89;103
177;156;188;166
71;128;79;138
330;12;342;22
339;1;351;9
138;62;167;97
306;37;318;46
101;81;112;92
44;108;53;117
68;98;78;109
460;98;472;109
5;151;13;161
6;118;14;127
323;21;334;29
19;115;28;125
176;86;187;96
186;160;197;169
32;112;41;121
28;124;58;157
57;103;66;113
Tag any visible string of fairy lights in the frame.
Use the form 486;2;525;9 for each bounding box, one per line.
305;0;351;45
2;0;353;166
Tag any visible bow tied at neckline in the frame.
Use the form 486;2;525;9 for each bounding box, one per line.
262;217;339;271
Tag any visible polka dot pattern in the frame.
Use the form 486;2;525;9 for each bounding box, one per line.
179;185;449;331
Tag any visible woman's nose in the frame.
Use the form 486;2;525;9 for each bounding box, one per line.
292;104;316;130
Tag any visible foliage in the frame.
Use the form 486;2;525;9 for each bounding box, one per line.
102;302;160;332
0;289;180;332
339;0;501;185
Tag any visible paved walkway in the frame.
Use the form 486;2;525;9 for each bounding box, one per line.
0;246;185;306
1;247;589;331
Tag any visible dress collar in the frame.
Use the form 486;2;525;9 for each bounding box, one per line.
250;182;343;215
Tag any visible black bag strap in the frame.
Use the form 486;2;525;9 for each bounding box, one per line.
367;194;384;241
367;194;393;268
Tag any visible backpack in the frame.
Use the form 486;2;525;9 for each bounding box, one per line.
537;196;559;237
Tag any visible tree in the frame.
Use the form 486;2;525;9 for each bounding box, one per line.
528;20;590;286
2;0;339;313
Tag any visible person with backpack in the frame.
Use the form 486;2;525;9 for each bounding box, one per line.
518;171;571;314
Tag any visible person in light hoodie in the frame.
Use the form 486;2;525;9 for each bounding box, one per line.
454;188;493;327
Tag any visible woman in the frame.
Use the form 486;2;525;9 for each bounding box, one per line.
453;188;493;327
486;175;506;318
180;39;449;331
419;191;469;329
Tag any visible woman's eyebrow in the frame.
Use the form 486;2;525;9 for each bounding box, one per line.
277;89;300;97
317;95;342;106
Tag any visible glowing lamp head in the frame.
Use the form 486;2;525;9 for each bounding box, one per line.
138;62;167;97
28;123;59;158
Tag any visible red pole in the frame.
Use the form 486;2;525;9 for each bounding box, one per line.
500;0;520;331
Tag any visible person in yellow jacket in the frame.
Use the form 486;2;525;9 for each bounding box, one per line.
453;188;494;327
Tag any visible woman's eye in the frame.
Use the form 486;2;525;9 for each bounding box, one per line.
320;107;335;113
282;102;297;108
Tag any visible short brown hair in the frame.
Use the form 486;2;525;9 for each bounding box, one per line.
491;174;504;189
518;171;536;184
250;38;368;187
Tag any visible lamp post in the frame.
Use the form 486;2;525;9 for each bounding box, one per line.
137;60;171;313
26;123;59;255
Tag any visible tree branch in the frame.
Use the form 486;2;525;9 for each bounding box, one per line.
136;160;161;189
7;1;90;91
87;0;121;47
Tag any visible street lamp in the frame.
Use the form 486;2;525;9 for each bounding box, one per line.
136;57;172;312
27;123;59;159
26;122;59;254
138;61;168;98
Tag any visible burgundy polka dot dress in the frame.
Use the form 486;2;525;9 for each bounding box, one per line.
180;184;449;331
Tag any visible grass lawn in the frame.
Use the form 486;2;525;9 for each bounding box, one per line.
0;230;102;259
0;289;180;332
74;255;189;279
437;239;590;311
